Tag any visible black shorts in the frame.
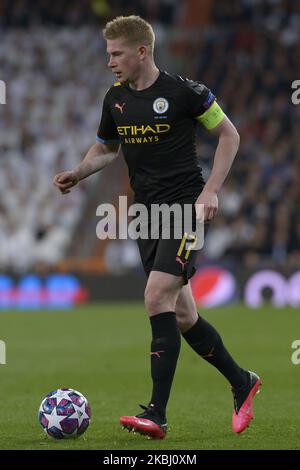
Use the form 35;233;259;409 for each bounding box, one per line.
136;203;205;285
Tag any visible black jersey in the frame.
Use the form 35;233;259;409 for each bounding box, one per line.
97;71;216;206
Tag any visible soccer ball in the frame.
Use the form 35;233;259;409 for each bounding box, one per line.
38;388;91;439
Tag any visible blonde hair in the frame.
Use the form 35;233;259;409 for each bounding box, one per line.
103;15;155;55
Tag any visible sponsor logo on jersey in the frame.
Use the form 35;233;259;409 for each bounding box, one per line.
116;123;171;144
117;124;170;136
153;97;169;114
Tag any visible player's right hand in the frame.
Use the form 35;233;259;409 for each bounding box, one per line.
53;171;79;194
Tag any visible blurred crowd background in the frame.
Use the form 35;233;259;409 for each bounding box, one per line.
1;0;299;275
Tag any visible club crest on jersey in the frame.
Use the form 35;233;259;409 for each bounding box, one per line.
153;97;169;114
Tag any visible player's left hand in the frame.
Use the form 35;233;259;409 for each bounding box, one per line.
195;190;218;221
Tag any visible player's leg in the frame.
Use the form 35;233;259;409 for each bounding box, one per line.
174;282;198;333
176;283;262;433
121;225;200;437
144;270;183;411
177;283;248;385
120;270;183;439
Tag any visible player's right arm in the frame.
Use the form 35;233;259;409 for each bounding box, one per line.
53;86;120;195
53;141;119;194
53;142;119;194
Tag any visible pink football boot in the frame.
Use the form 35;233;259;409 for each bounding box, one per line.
120;404;167;439
232;371;262;433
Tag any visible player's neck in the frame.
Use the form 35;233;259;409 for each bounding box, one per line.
129;64;160;91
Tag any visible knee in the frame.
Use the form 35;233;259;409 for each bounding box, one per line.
144;285;162;314
175;298;198;333
176;315;191;333
176;306;197;333
144;284;173;315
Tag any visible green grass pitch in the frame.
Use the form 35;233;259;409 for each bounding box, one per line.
0;303;299;450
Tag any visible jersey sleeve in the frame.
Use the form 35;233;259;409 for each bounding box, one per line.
96;93;120;144
183;79;225;129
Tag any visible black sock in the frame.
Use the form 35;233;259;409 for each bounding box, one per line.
149;311;181;417
182;315;248;389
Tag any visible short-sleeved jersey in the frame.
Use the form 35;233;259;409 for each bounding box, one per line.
97;71;216;206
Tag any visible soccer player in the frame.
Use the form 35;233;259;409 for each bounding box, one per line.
53;15;261;439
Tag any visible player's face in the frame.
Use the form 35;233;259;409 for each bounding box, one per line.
106;38;143;83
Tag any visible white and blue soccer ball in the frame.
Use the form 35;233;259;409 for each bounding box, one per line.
38;388;91;439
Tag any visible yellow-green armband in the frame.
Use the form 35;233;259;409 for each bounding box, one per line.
196;100;225;129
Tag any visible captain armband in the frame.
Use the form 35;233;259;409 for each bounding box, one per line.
196;100;225;130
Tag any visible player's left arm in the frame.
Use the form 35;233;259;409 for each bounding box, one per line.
195;112;240;221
